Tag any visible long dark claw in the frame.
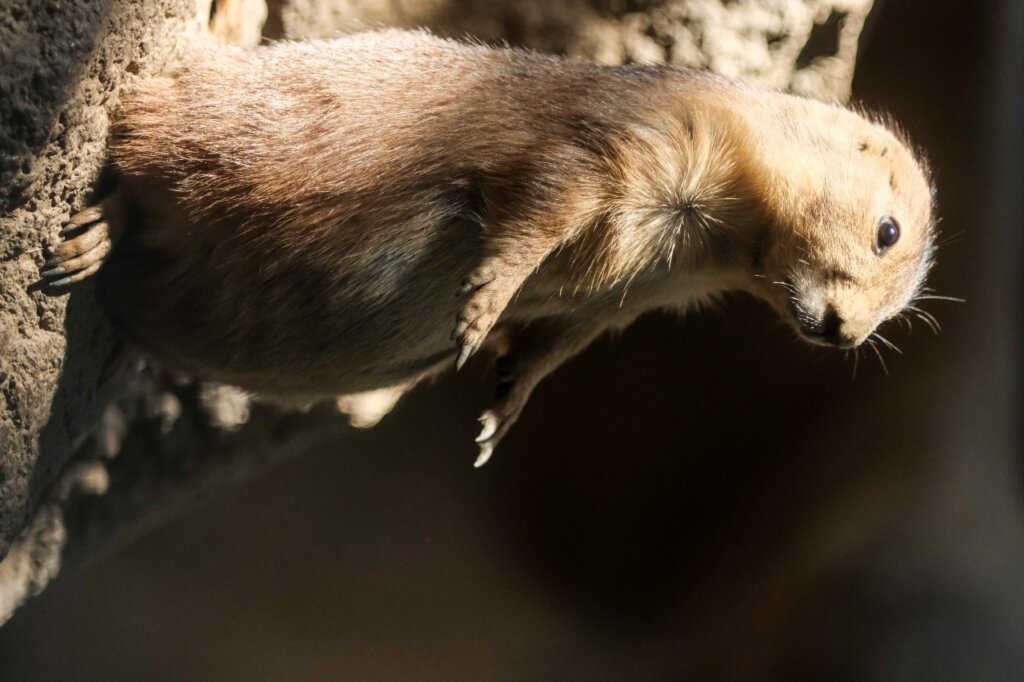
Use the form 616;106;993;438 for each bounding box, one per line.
40;265;67;278
44;260;103;289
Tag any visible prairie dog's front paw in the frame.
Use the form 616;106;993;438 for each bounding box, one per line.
453;266;509;370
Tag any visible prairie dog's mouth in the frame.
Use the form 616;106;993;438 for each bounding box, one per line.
797;323;858;349
785;286;857;349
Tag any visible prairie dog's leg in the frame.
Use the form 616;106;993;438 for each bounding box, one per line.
42;188;127;293
454;231;573;370
473;314;634;467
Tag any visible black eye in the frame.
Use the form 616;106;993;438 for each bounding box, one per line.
876;216;900;253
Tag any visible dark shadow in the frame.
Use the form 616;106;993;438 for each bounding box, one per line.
795;9;845;70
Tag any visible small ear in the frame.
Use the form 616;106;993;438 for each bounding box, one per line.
857;137;891;158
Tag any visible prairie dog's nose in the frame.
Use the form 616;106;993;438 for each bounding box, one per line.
801;306;854;347
821;306;844;345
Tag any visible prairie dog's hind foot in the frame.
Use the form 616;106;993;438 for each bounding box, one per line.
473;353;546;467
471;316;624;467
41;195;123;294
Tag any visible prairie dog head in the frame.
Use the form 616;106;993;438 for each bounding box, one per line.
750;101;936;349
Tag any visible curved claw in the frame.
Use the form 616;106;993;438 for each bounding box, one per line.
473;444;495;468
455;342;479;371
61;205;103;232
45;260;104;290
42;236;111;278
41;206;113;294
473;411;502;467
470;401;524;467
475;411;498;443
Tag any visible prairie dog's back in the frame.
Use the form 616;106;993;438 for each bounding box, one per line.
113;32;617;237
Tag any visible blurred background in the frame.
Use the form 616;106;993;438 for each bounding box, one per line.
1;0;1021;679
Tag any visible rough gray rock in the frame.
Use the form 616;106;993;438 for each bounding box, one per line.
0;0;205;561
0;0;206;568
0;0;873;624
271;0;872;100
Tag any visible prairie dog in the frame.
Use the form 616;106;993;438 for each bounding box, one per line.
43;30;936;466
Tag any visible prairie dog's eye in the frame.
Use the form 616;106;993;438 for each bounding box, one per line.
876;216;900;253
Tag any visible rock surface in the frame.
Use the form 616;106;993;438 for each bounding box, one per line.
0;0;207;586
271;0;872;100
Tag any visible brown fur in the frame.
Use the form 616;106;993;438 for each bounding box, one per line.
44;30;936;465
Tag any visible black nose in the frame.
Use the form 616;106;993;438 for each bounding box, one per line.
821;306;844;345
801;306;848;346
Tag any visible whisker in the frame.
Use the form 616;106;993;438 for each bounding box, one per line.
846;347;860;381
915;313;940;333
872;332;903;355
934;230;964;248
914;294;966;303
771;280;797;295
907;305;942;333
866;338;889;375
